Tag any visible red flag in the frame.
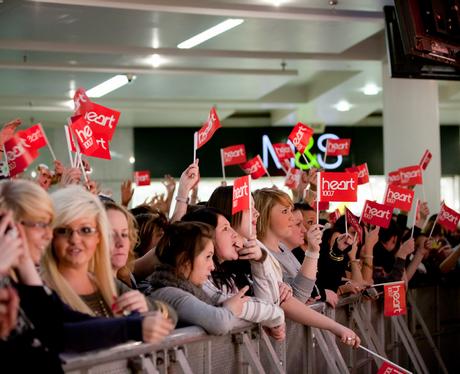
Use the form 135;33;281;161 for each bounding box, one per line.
82;103;120;141
273;143;295;160
232;175;251;214
419;149;432;171
318;172;358;202
326;138;351;156
399;165;423;186
222;144;246;166
284;168;301;189
377;361;408;374
313;201;330;211
69;117;100;156
361;200;393;228
240;155;267;180
134;171;151;186
345;163;369;185
329;209;341;224
91;135;111;160
345;207;363;243
73;88;91;116
384;185;415;211
288;122;313;153
388;170;401;186
3;135;39;177
17;123;47;151
196;107;221;149
64;124;77;153
384;282;407;316
437;202;460;232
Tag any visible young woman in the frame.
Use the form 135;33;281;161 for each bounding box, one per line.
143;221;250;335
182;207;285;340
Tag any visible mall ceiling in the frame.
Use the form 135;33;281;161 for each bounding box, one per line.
1;0;460;129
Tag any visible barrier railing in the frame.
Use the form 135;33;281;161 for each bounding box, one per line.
61;285;460;374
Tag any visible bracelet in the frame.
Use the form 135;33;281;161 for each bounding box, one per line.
361;255;373;259
175;196;189;204
304;251;320;259
350;259;361;264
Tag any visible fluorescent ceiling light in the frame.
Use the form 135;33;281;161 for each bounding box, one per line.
86;74;135;98
177;19;244;49
150;54;163;68
362;83;381;96
334;100;352;112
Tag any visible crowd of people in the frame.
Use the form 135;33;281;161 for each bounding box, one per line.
0;120;459;373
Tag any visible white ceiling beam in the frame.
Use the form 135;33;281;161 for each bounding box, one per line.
28;0;383;22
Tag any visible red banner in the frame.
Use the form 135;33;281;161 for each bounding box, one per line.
419;149;432;171
361;200;393;229
240;155;266;180
288;122;313;153
222;144;246;166
326;138;351;156
196;107;221;149
399;165;423;186
82;102;120;141
384;185;415;211
345;163;369;185
437;202;460;232
232;175;251;214
318;172;358;202
17;123;47;151
4;135;39;177
345;207;363;243
284;168;301;189
329;209;341;224
69;117;100;156
384;282;407;316
134;170;151;186
273;143;295;160
388;170;401;186
377;362;408;374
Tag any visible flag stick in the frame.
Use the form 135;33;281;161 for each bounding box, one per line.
411;199;419;238
324;139;329;166
193;132;198;163
264;164;275;187
301;153;310;166
428;212;439;239
39;124;56;161
316;171;320;225
358;345;412;374
370;280;405;288
64;125;74;167
345;208;348;235
72;141;89;184
220;149;226;183
421;183;427;202
248;176;253;237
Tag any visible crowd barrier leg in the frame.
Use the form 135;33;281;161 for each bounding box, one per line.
259;329;285;374
233;332;266;373
312;327;349;374
170;347;194;374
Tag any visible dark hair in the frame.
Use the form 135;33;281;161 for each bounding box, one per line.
132;210;169;257
379;220;402;244
182;207;223;228
207;186;243;229
156;221;214;276
293;202;315;212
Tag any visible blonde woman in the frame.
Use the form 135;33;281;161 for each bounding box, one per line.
42;186;150;317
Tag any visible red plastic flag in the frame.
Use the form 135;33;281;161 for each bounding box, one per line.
134;170;151;186
419;149;432;171
196;107;221;149
284;168;301;189
384;185;415;211
377;361;409;374
388;170;401;186
17;123;47;151
3;135;40;177
384;282;407;317
73;88;91;116
345;207;363;243
345;163;369;185
69;117;100;156
91;135;111;160
232;175;251;214
222;144;246;166
326;138;351;156
399;165;423;186
437;202;460;232
273;143;295;160
82;103;120;142
288;122;313;153
240;155;267;180
317;172;358;202
329;209;341;224
361;200;393;229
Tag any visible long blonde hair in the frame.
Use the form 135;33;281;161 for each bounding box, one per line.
41;186;117;315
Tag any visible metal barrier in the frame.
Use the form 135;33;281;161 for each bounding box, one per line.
61;285;460;374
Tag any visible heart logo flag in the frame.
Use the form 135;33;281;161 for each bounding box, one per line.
273;143;295;160
222;144;246;166
69;117;100;157
345;163;369;185
17;123;47;151
361;200;393;228
384;185;415;211
134;170;151;186
4;135;40;177
232;175;251;214
329;209;341;224
377;361;410;374
317;172;358;202
91;136;111;160
284;168;301;189
288;122;314;154
399;165;423;186
196;107;221;150
240;155;267;180
345;207;363;243
73;88;91;116
326;138;351;156
388;170;401;186
437;202;460;232
383;281;407;317
419;149;432;171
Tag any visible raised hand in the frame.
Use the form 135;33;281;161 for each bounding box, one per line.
120;179;134;207
223;286;250;317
